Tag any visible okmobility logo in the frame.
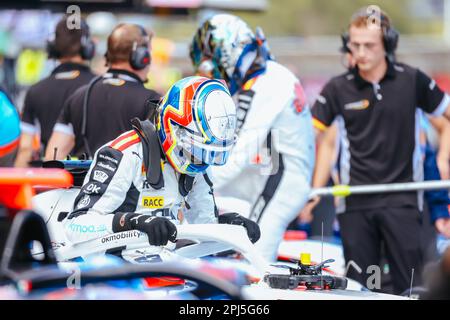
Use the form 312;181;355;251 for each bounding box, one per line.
101;230;142;244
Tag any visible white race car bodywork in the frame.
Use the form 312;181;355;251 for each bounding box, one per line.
31;189;408;300
32;188;79;250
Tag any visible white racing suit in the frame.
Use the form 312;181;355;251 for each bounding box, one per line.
211;60;315;261
63;130;217;257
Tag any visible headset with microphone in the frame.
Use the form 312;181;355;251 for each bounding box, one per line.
340;9;399;63
47;19;95;61
104;24;151;70
82;25;151;158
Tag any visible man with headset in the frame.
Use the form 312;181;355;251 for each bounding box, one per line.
14;16;96;167
45;23;160;160
310;7;450;294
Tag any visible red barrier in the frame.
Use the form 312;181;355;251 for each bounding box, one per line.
283;230;308;241
0;168;73;211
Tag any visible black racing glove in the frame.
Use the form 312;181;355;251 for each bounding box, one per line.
113;213;177;246
218;212;261;243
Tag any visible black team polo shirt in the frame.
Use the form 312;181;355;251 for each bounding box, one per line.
311;61;450;213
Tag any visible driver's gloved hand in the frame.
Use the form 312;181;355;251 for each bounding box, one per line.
113;213;177;246
218;212;261;243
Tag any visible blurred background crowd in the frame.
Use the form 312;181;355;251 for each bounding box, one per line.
1;0;449;111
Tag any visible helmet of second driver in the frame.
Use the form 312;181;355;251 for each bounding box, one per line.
190;14;272;95
156;76;237;176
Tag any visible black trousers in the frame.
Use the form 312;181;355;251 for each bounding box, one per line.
310;195;336;239
338;207;425;295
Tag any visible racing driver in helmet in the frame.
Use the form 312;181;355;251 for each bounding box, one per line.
63;76;260;250
190;14;315;261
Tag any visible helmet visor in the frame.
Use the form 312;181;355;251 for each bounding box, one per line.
176;127;236;166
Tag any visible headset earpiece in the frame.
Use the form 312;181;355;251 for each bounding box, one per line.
80;34;96;60
129;25;151;70
340;32;351;54
46;37;60;59
80;20;95;60
383;26;399;55
130;42;151;70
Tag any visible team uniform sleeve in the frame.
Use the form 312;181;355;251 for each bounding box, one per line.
20;88;38;135
311;80;340;131
416;69;450;116
184;169;217;224
63;144;139;244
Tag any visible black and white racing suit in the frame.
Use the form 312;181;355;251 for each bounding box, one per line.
63;130;217;248
211;60;315;261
